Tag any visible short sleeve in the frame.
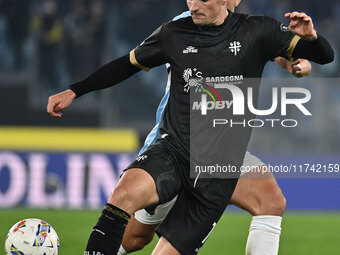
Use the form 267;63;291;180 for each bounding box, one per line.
262;16;300;61
129;24;168;71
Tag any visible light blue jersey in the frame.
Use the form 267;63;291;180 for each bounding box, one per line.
139;11;191;155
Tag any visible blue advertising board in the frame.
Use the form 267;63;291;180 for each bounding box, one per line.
0;151;339;210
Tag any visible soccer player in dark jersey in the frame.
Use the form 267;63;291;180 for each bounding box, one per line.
117;1;313;254
47;0;333;254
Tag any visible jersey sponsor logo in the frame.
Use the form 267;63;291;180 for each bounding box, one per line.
280;23;290;32
229;41;241;56
182;68;223;105
192;100;233;111
182;68;203;92
183;46;198;54
136;155;148;161
195;83;223;107
206;75;244;84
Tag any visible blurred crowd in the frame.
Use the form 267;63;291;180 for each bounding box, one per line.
0;0;339;145
0;0;188;90
0;0;108;90
0;0;338;89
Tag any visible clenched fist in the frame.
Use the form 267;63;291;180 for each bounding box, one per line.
47;89;76;118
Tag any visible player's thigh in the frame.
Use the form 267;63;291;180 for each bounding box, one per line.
113;140;182;214
152;236;180;255
109;168;159;213
123;139;183;205
230;168;285;215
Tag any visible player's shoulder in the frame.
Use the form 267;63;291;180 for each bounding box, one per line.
234;12;265;24
166;16;193;28
246;14;281;26
159;11;192;30
150;14;192;44
161;15;194;36
234;13;281;28
172;11;191;21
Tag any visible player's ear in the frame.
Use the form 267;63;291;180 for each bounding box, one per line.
235;0;241;7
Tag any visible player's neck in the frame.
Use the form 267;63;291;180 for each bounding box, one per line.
212;9;229;26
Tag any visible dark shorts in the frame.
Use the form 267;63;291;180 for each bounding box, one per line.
125;135;238;255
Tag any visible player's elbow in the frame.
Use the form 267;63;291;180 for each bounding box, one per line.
320;50;334;65
316;35;335;64
295;35;335;65
316;44;335;65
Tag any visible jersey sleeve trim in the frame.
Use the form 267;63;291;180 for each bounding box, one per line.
286;35;301;61
129;49;150;72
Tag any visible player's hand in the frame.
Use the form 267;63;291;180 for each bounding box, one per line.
47;89;76;118
285;12;317;41
291;59;312;78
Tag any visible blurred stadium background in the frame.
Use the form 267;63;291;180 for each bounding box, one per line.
0;0;339;254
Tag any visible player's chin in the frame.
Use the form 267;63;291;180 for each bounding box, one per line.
192;18;207;25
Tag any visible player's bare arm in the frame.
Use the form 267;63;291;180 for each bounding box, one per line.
286;12;333;64
285;12;317;40
47;89;76;117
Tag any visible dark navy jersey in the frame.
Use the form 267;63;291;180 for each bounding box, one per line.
130;12;298;170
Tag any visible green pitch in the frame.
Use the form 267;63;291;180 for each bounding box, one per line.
1;209;339;254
